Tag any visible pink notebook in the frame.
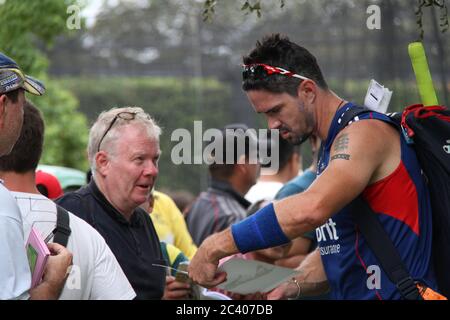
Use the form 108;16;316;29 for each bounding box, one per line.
26;227;50;288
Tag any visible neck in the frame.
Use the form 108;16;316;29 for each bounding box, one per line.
314;91;346;141
228;174;250;196
0;171;40;194
94;174;134;220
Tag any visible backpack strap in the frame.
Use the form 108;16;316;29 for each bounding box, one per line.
54;205;71;247
338;105;371;127
348;198;421;300
338;105;421;300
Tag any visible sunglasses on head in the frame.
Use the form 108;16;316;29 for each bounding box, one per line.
242;63;311;81
97;111;142;152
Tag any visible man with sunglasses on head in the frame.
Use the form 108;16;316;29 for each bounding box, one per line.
188;34;438;300
57;107;190;300
0;52;73;300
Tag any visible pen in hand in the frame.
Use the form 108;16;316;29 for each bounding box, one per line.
44;228;57;244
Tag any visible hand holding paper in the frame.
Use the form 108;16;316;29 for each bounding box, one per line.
216;258;298;295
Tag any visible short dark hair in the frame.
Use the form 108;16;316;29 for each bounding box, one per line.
243;34;328;96
208;123;257;180
3;88;21;103
0;100;44;173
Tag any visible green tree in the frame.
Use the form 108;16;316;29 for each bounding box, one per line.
0;0;89;170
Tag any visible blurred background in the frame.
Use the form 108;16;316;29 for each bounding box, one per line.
1;0;448;194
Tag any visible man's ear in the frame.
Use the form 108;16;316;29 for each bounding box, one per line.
95;151;110;176
297;79;317;104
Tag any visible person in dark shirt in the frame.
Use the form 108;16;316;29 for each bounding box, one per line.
185;124;260;246
57;107;188;299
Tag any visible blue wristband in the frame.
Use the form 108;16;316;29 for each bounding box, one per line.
231;203;290;253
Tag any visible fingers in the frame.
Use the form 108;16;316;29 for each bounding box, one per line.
46;242;66;255
165;276;175;285
166;276;191;290
163;276;193;300
212;271;227;287
47;243;73;264
46;244;73;267
191;271;227;289
266;282;291;300
266;289;283;300
164;288;192;300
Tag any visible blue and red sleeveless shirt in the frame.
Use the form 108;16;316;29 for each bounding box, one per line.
316;102;437;300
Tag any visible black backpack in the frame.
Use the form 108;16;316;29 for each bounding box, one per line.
338;104;450;299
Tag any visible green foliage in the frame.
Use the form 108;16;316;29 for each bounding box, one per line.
59;76;232;193
0;0;89;171
203;0;285;21
0;0;77;75
28;80;89;171
415;0;449;40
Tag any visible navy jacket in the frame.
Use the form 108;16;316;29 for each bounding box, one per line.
57;180;166;300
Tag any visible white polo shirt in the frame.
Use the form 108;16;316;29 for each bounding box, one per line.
0;183;31;300
13;191;136;300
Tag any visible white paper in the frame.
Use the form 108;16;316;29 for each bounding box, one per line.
216;258;297;295
364;79;393;113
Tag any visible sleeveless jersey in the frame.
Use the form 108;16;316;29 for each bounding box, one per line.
316;102;437;300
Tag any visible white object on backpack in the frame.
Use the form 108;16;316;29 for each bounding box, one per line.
364;79;393;114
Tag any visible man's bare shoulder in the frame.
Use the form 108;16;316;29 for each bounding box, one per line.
331;119;400;184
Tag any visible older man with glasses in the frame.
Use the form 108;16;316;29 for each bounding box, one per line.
57;107;190;300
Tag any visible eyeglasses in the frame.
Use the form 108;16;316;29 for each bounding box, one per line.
97;111;139;152
242;63;311;81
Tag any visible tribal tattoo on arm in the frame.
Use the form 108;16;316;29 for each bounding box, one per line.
331;153;350;161
331;133;351;161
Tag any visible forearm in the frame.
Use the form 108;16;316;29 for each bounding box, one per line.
29;281;63;300
204;228;239;263
294;249;330;297
273;190;327;239
275;236;312;268
274;253;308;269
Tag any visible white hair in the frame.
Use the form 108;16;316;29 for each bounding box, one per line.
87;106;161;172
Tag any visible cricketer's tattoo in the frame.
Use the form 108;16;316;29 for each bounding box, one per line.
334;133;349;152
331;153;350;161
